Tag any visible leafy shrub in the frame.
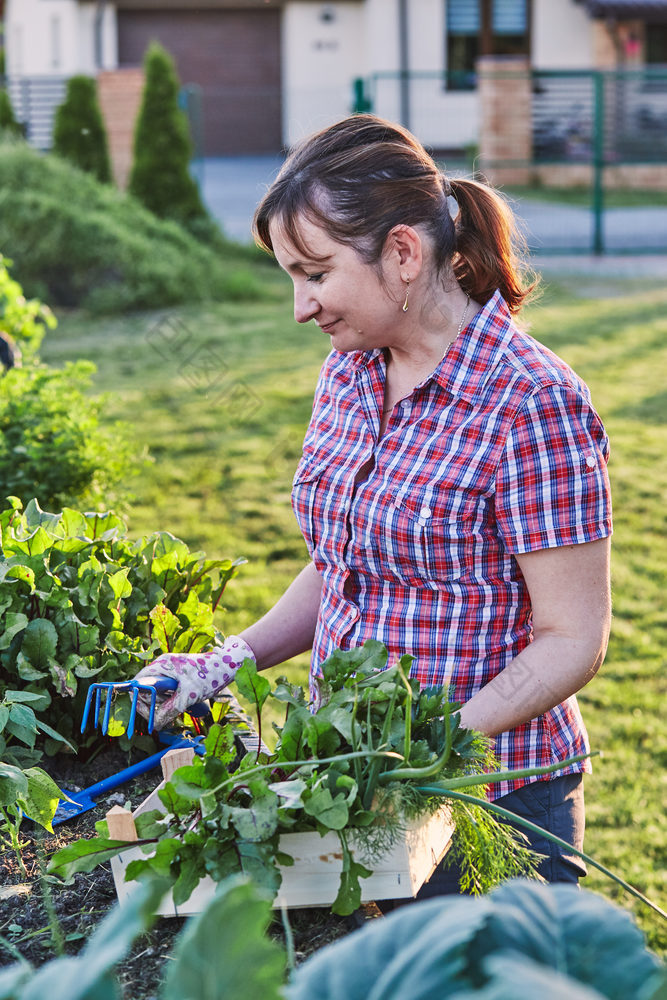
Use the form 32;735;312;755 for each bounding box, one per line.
0;256;141;510
52;75;111;183
0;497;245;756
129;43;212;241
0;361;139;511
0;88;22;137
0;253;56;361
0;142;266;312
1;877;663;1000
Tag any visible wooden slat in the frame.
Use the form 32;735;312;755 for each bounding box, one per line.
106;805;138;842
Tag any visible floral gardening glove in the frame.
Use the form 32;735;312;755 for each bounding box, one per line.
135;635;255;730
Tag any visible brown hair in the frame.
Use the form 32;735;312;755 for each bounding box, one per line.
253;114;536;314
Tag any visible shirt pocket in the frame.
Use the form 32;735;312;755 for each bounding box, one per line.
291;456;328;557
386;484;479;586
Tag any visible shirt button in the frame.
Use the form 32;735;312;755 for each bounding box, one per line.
585;456;596;468
419;506;432;519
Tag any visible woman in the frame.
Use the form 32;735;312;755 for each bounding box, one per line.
138;115;612;891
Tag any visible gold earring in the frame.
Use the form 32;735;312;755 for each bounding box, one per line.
402;277;410;313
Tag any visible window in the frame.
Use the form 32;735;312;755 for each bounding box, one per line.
646;24;667;65
643;23;667;93
446;0;530;90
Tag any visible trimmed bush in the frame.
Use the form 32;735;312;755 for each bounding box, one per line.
129;42;211;238
52;75;112;183
0;142;266;312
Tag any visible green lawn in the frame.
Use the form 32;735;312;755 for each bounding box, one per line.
502;184;667;208
45;264;667;954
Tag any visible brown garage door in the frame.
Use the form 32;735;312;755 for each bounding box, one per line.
118;8;282;155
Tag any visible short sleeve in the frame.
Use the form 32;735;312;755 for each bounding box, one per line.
495;384;612;554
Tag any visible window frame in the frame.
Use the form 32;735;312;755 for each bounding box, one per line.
444;0;532;91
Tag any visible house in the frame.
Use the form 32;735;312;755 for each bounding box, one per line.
3;0;667;157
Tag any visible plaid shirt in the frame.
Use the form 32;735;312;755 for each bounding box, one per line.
292;290;612;797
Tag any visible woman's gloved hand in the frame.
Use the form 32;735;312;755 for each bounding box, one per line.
135;635;255;730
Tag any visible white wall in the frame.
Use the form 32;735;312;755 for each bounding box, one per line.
365;0;479;151
532;0;594;68
409;0;479;151
77;2;118;73
283;1;366;147
4;0;116;76
283;0;479;151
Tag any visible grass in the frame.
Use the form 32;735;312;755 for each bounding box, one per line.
502;184;667;208
44;263;666;954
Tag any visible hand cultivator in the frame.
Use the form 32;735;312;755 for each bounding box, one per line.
81;675;209;739
52;677;209;826
54;677;265;825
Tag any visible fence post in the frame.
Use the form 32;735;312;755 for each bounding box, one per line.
592;70;605;255
352;77;372;114
179;83;205;187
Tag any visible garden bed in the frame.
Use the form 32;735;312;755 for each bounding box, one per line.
107;745;455;915
0;744;380;1000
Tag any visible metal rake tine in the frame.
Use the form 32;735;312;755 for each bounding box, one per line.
81;684;95;733
95;686;102;730
127;686;139;740
147;686;158;735
101;685;113;735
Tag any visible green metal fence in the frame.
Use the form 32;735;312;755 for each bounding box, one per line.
352;68;667;255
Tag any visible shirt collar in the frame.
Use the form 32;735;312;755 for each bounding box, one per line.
348;289;516;401
432;289;516;402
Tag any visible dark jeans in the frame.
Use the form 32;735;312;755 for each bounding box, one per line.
379;774;586;910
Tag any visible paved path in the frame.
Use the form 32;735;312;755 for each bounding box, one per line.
198;155;667;270
195;156;284;243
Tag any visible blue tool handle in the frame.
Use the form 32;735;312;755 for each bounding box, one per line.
142;675;177;692
74;747;175;801
141;675;210;717
71;735;207;804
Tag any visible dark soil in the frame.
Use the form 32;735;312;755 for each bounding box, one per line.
0;742;382;998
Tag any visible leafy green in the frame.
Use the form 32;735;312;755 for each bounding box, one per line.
50;644;542;915
286;879;665;1000
13;879;166;1000
0;496;245;768
3;875;663;1000
161;876;285;1000
0;762;66;877
47;837;146;882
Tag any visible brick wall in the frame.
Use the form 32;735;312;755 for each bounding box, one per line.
535;163;667;191
477;56;532;186
97;68;144;189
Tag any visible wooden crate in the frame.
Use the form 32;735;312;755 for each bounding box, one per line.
108;747;455;917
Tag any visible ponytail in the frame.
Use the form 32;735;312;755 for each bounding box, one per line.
254;114;538;317
449;178;538;315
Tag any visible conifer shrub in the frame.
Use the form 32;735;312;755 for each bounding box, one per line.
52;75;111;183
129;42;214;241
0;142;265;312
0;87;23;137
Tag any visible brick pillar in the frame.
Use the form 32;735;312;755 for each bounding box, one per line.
477;56;532;186
97;68;144;189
